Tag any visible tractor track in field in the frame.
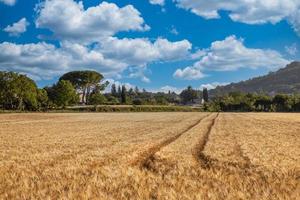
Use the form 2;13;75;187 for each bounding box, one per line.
193;113;255;171
130;114;211;168
193;113;219;168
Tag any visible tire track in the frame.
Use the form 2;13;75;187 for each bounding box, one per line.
194;113;255;170
222;114;252;167
130;114;211;168
193;113;219;167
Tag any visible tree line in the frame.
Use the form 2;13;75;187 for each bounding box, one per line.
1;70;300;112
0;70;205;111
205;92;300;112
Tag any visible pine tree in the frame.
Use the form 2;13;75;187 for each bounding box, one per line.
111;83;117;97
121;85;127;104
203;88;209;102
117;85;122;98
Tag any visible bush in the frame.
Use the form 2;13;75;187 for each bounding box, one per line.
105;95;120;105
46;80;79;108
132;98;143;105
67;105;202;112
89;93;107;105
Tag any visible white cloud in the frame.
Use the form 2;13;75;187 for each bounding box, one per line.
28;0;194;82
99;37;192;66
148;85;183;94
103;79;135;93
0;36;192;82
174;67;206;80
1;0;194;83
0;42;127;80
200;82;228;90
159;85;183;94
35;0;149;43
3;18;29;37
128;66;151;83
285;43;298;56
0;0;16;6
174;0;300;36
154;38;192;61
174;35;290;80
149;0;165;6
170;26;179;35
99;37;192;82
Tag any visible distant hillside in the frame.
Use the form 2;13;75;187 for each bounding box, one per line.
210;61;300;96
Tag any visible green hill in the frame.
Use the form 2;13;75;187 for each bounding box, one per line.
210;61;300;96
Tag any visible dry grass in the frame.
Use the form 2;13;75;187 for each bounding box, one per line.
0;113;299;199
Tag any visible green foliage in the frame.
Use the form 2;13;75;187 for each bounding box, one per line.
89;93;107;105
254;95;272;112
203;88;209;102
273;94;290;112
111;84;117;97
47;80;78;108
37;89;49;111
154;94;168;105
180;86;199;104
0;72;38;110
59;70;105;104
2;69;300;113
132;98;143;105
68;105;202;112
121;85;127;104
205;92;300;112
105;95;120;105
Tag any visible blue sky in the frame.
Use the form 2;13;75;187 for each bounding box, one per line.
0;0;299;92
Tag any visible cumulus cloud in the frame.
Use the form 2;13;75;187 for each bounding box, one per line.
0;0;194;82
169;26;179;35
0;42;127;80
3;18;29;37
174;0;300;36
200;82;228;90
285;43;298;56
149;0;165;6
35;0;149;43
103;78;135;93
174;67;206;80
148;85;183;94
0;0;16;6
174;35;289;80
0;36;192;81
159;85;183;94
99;37;192;66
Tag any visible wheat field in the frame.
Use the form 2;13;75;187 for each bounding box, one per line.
0;113;299;199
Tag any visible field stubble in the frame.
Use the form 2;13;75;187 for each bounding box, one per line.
0;112;299;199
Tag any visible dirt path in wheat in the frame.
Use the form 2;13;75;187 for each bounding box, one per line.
129;114;210;168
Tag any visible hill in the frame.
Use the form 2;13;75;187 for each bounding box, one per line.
210;61;300;96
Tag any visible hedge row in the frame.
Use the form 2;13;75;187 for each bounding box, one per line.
66;105;202;112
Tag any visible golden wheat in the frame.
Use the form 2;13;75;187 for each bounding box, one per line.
0;113;299;199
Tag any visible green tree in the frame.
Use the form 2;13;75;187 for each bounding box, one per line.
89;93;107;105
203;88;209;103
105;94;120;105
254;95;272;112
59;71;104;104
132;98;143;105
180;86;198;104
121;85;127;104
48;80;78;108
111;83;117;97
117;85;122;98
37;89;49;111
134;86;140;95
0;72;38;110
273;94;290;112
